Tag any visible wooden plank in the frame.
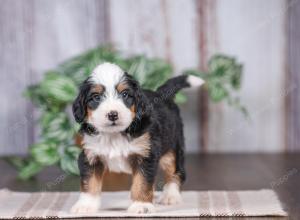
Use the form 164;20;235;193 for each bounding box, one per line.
0;1;33;155
287;0;300;151
196;0;217;152
0;0;108;155
30;0;108;78
109;0;201;152
207;0;287;152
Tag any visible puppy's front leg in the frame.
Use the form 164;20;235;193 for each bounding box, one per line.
128;156;157;214
71;151;105;214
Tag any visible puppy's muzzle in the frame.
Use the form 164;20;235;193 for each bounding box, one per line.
107;111;119;122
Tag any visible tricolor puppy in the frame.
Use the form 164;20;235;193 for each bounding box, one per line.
71;63;204;214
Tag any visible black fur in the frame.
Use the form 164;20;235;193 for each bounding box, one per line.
73;77;103;135
79;122;99;136
72;78;93;123
156;75;189;100
138;89;187;184
124;75;191;184
123;72;151;120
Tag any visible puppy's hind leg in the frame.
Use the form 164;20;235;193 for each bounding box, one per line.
158;149;185;205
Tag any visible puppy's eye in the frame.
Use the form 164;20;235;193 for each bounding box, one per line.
121;91;128;99
92;94;101;102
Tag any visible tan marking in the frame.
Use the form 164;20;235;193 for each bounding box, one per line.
91;84;104;94
81;168;105;195
81;152;106;195
116;81;129;93
159;151;180;185
131;170;153;202
130;104;136;119
84;172;103;195
87;108;93;120
131;132;151;157
75;134;83;147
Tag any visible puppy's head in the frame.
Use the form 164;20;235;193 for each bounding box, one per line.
72;63;148;133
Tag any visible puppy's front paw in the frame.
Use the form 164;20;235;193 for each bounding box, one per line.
70;193;100;214
71;202;99;214
127;201;155;214
158;182;182;205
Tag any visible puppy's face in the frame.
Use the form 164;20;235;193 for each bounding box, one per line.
73;63;144;133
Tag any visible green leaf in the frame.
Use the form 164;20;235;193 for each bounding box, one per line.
231;65;242;89
60;146;81;175
228;97;249;118
131;58;173;90
208;84;228;102
24;85;51;108
19;161;43;180
40;73;78;103
40;112;75;142
208;55;235;76
30;142;60;166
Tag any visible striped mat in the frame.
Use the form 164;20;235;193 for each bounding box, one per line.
0;189;287;218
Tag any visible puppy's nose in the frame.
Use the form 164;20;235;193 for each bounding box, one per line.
107;111;118;121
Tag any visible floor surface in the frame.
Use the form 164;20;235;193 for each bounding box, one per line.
1;154;299;219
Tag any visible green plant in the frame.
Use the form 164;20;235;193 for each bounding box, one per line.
9;45;246;180
184;55;248;115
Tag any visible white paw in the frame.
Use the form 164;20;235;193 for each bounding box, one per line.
70;193;101;214
158;182;182;205
71;202;99;214
127;201;155;214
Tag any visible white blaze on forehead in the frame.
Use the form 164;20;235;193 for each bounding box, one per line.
87;62;133;133
91;63;124;91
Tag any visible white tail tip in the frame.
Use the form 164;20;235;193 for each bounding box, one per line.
187;75;205;87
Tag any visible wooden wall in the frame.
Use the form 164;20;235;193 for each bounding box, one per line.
0;0;109;155
207;0;287;152
0;0;297;155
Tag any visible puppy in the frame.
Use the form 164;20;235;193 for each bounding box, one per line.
71;63;204;214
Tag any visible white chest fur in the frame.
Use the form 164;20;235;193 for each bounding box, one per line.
83;132;150;174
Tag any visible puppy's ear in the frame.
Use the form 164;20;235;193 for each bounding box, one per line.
72;79;91;123
124;72;150;119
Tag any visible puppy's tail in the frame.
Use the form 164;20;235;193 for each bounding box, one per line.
156;75;204;100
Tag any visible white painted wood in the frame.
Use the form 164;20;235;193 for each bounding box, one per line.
0;0;108;155
0;0;289;155
287;0;300;151
109;0;201;152
207;0;287;152
31;0;107;80
0;1;33;155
